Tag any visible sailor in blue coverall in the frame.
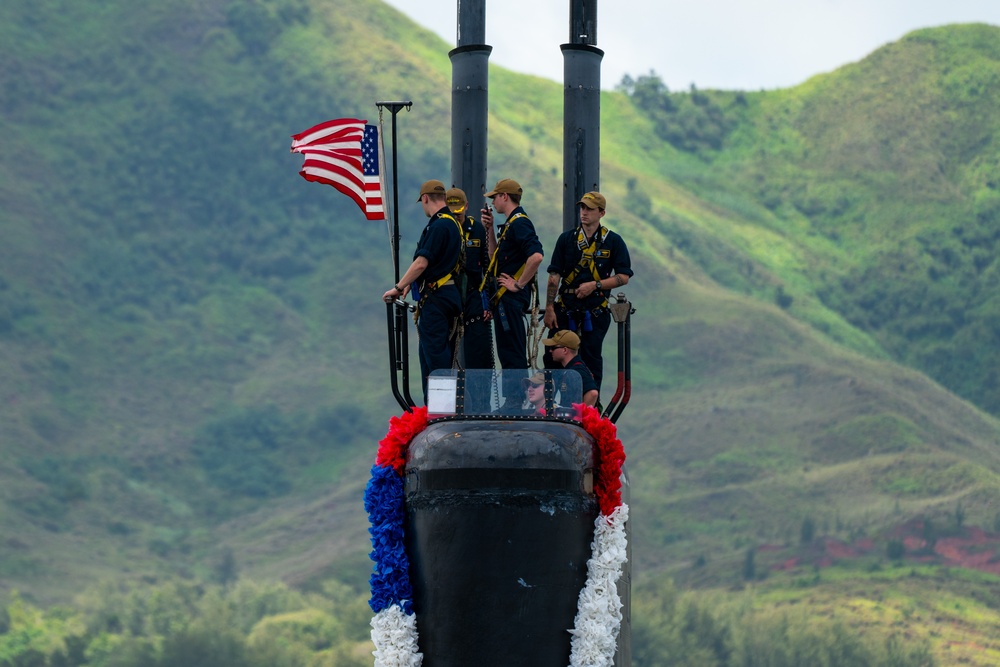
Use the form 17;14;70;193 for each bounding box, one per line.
543;191;633;393
383;180;463;401
479;178;544;404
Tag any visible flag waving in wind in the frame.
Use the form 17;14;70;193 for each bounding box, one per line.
290;118;386;221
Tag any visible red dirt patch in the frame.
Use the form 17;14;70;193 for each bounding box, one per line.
763;521;1000;577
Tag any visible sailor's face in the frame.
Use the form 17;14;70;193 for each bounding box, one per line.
578;204;605;225
549;345;569;364
492;193;511;215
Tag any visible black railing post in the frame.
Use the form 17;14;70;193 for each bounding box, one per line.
603;294;634;423
378;101;416;410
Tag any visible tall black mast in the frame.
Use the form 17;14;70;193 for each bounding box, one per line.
562;0;603;231
450;0;492;210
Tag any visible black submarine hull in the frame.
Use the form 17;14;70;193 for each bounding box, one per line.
404;418;604;666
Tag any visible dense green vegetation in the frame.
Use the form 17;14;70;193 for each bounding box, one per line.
0;576;947;667
0;580;374;667
4;0;1000;664
617;73;744;155
632;577;940;667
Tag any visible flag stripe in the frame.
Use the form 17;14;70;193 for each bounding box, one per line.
301;151;363;175
290;118;385;221
300;168;364;205
290;118;366;148
296;144;363;158
301;159;365;200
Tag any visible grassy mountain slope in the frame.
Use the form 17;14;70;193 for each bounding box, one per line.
4;3;1000;660
0;0;419;600
627;282;1000;575
634;24;1000;415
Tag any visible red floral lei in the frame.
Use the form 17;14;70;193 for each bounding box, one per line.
578;404;626;516
376;406;429;474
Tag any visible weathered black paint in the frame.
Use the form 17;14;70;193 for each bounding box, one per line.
404;420;597;666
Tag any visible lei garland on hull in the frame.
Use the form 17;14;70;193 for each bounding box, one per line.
364;405;628;667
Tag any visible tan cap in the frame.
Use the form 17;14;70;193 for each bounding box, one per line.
446;187;468;213
521;371;546;389
485;178;523;197
578;191;606;210
416;180;447;201
542;329;580;350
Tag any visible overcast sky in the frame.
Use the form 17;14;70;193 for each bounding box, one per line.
382;0;1000;91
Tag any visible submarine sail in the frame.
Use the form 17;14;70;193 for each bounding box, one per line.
366;370;631;667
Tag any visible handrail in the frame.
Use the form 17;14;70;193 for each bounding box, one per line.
387;299;416;412
602;294;634;423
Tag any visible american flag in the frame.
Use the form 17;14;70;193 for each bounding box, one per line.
290;118;386;221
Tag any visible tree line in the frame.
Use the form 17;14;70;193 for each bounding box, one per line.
0;576;935;667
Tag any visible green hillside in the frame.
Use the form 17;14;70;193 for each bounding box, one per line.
620;24;1000;414
3;0;1000;663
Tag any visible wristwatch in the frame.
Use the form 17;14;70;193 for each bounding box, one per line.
595;280;602;291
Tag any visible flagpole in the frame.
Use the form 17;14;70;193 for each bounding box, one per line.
376;100;415;411
376;101;412;284
375;114;394;270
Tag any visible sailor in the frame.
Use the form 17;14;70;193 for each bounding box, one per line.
521;371;548;415
543;191;633;392
480;178;544;402
383;180;464;401
446;187;493;371
544;330;599;407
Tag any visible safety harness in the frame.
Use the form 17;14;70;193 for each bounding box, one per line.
426;212;466;291
480;211;530;305
413;212;465;325
559;225;611;309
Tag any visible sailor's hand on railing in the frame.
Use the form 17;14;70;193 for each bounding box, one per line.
382;284;411;303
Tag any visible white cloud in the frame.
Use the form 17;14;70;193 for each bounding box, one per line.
382;0;1000;90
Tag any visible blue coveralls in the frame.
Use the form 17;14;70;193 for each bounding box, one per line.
544;224;634;391
413;206;463;399
487;206;544;403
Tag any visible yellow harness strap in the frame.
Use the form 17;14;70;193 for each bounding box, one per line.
427;212;465;290
561;226;609;307
480;212;529;303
